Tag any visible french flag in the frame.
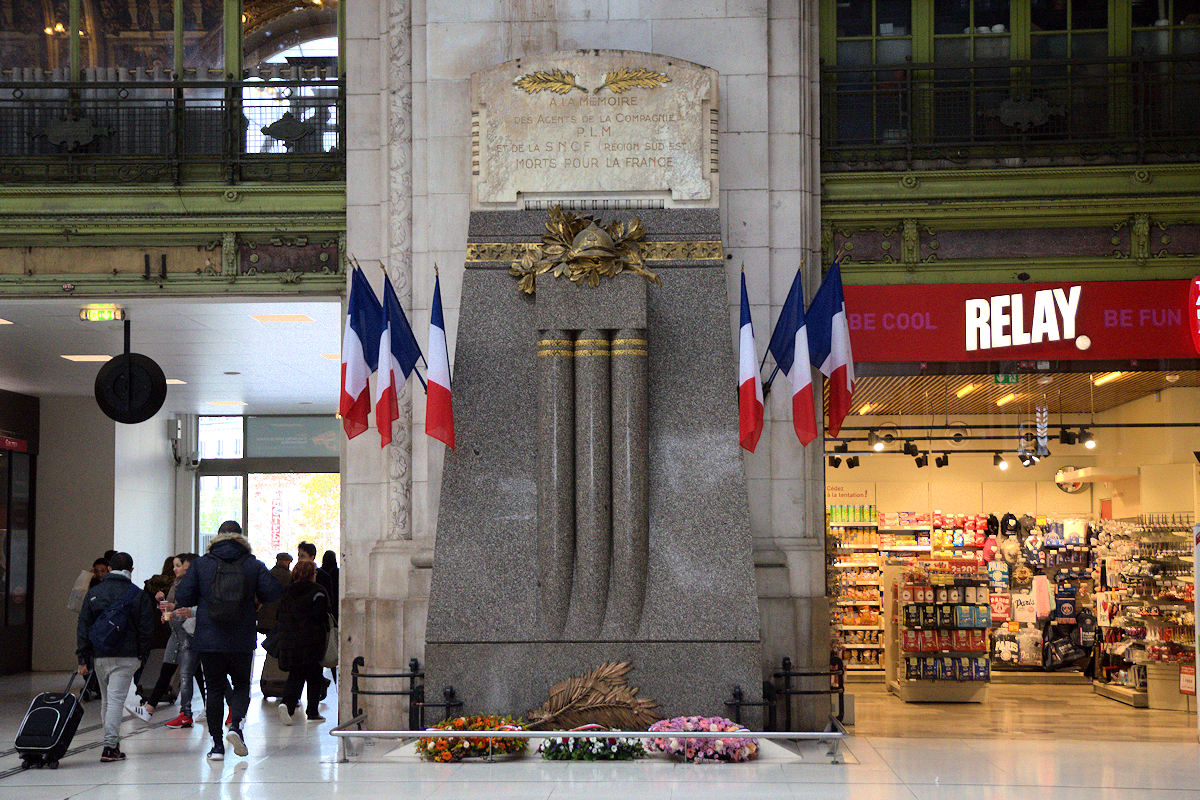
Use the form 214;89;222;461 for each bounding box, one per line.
807;259;855;438
737;271;763;452
425;272;455;449
375;274;423;447
339;267;383;440
767;268;818;446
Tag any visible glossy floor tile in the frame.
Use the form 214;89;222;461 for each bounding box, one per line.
0;667;1195;799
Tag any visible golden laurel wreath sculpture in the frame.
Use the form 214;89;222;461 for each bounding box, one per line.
513;67;671;95
525;661;661;731
509;206;661;296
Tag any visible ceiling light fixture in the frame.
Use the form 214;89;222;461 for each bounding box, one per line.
1165;374;1180;383
935;453;949;468
902;440;919;456
0;318;12;325
867;430;882;451
205;401;248;406
1093;371;1124;386
1080;428;1096;449
859;403;873;415
994;452;1009;471
60;354;112;362
956;383;977;398
1059;427;1077;445
914;453;928;468
833;441;849;453
166;379;187;385
828;455;842;468
996;393;1017;407
249;314;314;323
846;456;860;469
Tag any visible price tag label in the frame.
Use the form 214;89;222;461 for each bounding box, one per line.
1008;621;1020;633
1181;663;1196;696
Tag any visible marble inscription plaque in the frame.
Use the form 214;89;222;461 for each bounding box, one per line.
471;50;718;208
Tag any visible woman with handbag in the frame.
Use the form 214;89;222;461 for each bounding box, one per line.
275;559;330;724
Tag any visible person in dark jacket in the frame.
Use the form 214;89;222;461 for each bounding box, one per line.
175;520;282;762
76;551;155;763
275;559;330;724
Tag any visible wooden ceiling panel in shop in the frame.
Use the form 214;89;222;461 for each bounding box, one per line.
827;371;1200;417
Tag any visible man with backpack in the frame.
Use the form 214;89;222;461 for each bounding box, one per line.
75;551;155;763
175;520;282;761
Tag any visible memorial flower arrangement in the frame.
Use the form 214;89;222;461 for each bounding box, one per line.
539;733;646;761
646;716;759;763
416;715;529;762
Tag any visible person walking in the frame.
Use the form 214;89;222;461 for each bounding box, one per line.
275;559;330;724
256;553;293;636
136;553;207;728
176;521;282;761
75;552;155;763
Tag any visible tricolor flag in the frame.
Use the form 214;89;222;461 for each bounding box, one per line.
767;268;818;446
339;267;383;440
807;259;855;438
425;272;455;449
737;271;764;452
375;274;424;447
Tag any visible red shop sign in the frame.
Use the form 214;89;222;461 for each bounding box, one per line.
0;436;28;453
843;279;1199;363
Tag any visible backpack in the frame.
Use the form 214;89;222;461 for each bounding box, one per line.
87;585;143;656
208;555;251;623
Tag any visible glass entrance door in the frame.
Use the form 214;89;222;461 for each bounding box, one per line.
247;473;339;560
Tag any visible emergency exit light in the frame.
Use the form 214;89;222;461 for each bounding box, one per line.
79;305;125;323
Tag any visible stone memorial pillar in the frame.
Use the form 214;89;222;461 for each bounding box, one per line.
425;51;763;724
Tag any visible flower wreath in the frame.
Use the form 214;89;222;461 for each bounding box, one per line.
416;715;528;762
646;716;759;763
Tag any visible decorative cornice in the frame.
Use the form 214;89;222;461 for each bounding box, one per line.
466;240;724;263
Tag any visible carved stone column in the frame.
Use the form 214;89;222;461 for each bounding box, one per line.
537;330;575;637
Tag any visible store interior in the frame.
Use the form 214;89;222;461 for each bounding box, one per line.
823;367;1200;719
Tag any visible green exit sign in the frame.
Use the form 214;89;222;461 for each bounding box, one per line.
994;373;1019;384
79;306;125;323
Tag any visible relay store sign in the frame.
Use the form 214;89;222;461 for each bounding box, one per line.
844;279;1199;362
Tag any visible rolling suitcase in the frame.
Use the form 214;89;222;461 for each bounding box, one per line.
15;673;85;770
260;654;288;700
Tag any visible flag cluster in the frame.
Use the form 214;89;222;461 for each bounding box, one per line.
738;260;856;452
339;265;455;449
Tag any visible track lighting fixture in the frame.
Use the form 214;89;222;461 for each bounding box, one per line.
1059;427;1076;445
828;455;842;468
833;441;849;453
902;440;919;456
846;456;860;469
914;453;928;468
1080;428;1095;449
935;453;949;468
994;452;1009;471
867;430;884;452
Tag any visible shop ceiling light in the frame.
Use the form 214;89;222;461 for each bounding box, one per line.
1092;371;1124;386
833;441;849;453
1059;427;1077;445
935;453;949;468
902;440;919;456
206;400;248;406
0;318;12;325
867;430;883;451
859;403;873;414
61;354;112;362
956;383;977;398
828;455;842;468
994;452;1009;470
914;453;928;468
166;379;187;385
249;314;314;323
1165;374;1181;383
846;456;860;469
996;393;1017;407
1080;428;1096;449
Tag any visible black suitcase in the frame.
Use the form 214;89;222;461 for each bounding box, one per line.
15;673;85;769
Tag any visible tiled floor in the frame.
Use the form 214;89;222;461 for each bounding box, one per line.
0;667;1196;799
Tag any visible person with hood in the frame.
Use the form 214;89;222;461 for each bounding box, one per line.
275;559;330;724
75;552;155;763
256;553;293;635
175;521;282;762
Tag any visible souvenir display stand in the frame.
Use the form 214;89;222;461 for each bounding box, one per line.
883;559;992;703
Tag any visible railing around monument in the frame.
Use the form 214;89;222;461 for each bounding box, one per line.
331;656;848;763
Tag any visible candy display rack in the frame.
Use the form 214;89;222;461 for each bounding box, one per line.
883;559;992;703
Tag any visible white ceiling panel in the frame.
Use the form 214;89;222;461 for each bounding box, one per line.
0;297;342;415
